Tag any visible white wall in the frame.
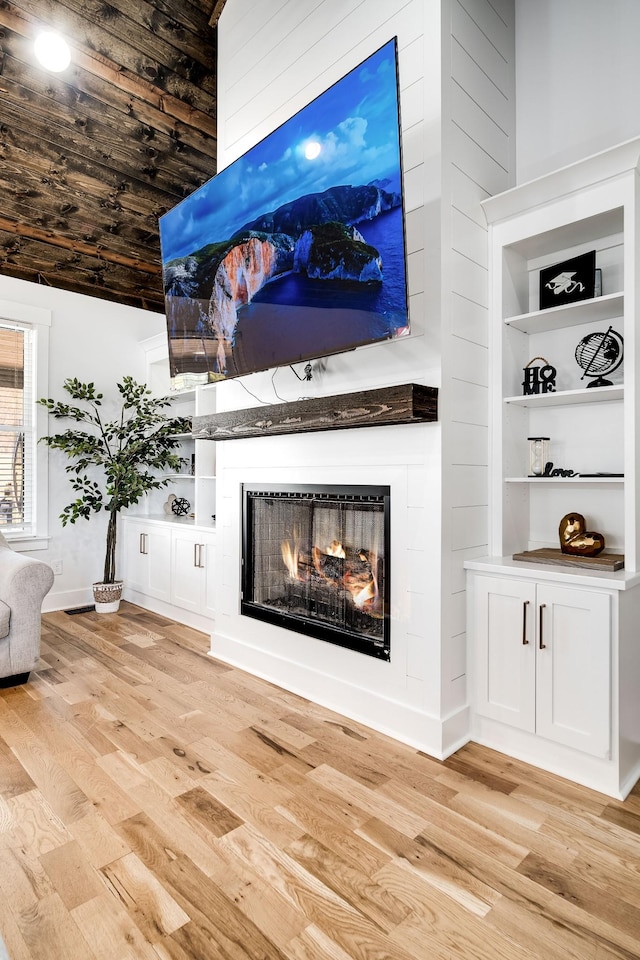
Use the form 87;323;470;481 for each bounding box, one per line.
0;275;165;610
211;0;514;756
516;0;640;183
440;0;515;718
213;0;449;753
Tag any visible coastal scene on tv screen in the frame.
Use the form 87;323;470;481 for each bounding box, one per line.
159;38;409;387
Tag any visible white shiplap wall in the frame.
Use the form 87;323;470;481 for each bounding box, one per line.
440;0;515;718
212;0;514;755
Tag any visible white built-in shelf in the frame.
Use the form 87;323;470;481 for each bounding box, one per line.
504;292;624;333
169;388;196;401
504;384;623;407
505;476;624;484
199;475;217;480
164;474;195;480
168;433;193;440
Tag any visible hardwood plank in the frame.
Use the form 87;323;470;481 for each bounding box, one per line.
101;851;190;938
285;832;411;932
164;854;293;960
516;850;640;941
66;810;131;869
16;891;97;960
306;764;429;838
7;789;71;856
71;892;158;959
0;731;36;798
40;839;104;909
357;816;501;918
199;769;306;848
218;822;419;960
174;785;244;838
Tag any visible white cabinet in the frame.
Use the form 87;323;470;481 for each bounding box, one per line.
122;519;171;601
473;575;611;758
124;344;220;626
122;517;216;627
171;528;216;618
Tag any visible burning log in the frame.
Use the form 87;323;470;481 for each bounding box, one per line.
280;539;382;614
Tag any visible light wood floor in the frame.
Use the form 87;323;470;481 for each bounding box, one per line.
0;603;639;959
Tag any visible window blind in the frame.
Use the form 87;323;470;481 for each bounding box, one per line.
0;324;35;536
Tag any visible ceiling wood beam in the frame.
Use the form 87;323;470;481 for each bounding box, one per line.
0;0;220;313
209;1;227;27
0;217;161;273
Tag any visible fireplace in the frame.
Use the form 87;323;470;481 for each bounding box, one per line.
241;484;390;659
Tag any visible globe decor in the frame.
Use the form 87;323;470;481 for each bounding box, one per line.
575;326;624;388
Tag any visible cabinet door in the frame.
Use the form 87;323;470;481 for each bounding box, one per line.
122;521;171;600
536;584;611;759
171;530;204;612
473;576;536;731
202;534;216;619
145;526;172;601
123;521;149;593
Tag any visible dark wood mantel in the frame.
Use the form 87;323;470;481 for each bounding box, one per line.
192;383;438;441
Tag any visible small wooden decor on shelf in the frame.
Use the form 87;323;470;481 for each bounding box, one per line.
512;548;624;571
514;509;624;570
559;511;604;556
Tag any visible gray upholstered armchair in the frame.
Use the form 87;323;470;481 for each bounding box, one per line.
0;533;54;688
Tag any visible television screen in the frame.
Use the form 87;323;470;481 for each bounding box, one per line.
159;37;409;388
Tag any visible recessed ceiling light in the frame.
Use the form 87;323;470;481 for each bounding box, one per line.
34;30;71;72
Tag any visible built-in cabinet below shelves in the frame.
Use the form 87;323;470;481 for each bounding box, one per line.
466;137;640;799
122;515;216;631
466;561;640;799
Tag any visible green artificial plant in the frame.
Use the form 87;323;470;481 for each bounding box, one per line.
39;376;189;584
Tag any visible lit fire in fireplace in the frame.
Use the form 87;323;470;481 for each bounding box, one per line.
281;537;381;614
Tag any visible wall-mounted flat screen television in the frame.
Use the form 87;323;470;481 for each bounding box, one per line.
159;37;409;388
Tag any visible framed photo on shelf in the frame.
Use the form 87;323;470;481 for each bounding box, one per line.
539;250;596;309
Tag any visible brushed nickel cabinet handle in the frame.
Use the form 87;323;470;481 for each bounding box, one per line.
198;544;205;569
522;600;529;644
539;603;546;649
194;543;199;568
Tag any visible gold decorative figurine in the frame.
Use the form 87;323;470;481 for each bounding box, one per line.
559;512;605;556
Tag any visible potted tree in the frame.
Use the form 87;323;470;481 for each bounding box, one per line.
39;376;190;612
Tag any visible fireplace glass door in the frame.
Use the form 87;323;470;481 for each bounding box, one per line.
241;484;390;659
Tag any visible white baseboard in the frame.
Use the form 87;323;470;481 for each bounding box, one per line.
122;588;215;635
43;587;93;613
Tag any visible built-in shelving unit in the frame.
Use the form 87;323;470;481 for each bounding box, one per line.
505;291;624;333
465;138;640;800
504;384;623;406
484;157;632;563
139;333;217;529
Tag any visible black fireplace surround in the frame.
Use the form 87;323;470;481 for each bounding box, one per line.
241;484;390;660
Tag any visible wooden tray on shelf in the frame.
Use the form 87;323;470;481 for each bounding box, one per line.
513;547;625;571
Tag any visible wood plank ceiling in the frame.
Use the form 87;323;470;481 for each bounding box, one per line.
0;0;224;313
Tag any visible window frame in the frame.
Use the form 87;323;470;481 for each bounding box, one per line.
0;299;50;551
